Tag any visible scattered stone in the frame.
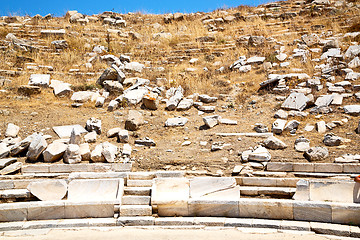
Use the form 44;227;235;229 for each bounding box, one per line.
69;128;81;145
107;100;119;112
5;123;20;138
254;123;268;133
199;94;217;103
91;144;104;162
343;105;360;116
211;142;224;151
323;133;342;146
281;92;309;111
301;33;319;47
28;74;50;87
63;144;82;164
107;128;122;138
262;136;287;149
53;125;87;138
198;105;216;113
295;137;310;152
135;137;156;146
26;134;47;162
27;180;67;201
102;142;117;163
117;130;129;143
71;91;95;103
248;146;271;162
95;96;105;107
125;110;144;131
85;117;101;135
122;144;132;156
284;120;300;133
165;117;188;127
176;98;193;111
0;158;17;170
51;80;72;97
316;121;327;133
79;143;91;161
274;109;288;119
0;143;10;159
203;115;221;128
42;142;67;163
103;80;124;95
142;92;158;110
304;147;329;161
219;119;237;125
272;119;287;134
84;131;97;143
166;86;184;110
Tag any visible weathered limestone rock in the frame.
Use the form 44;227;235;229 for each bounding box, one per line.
63;144;82;164
262;136;287;150
274;109;288;119
301;33;320;47
152;178;190;216
26;134;47;162
284;120;300;133
102;142;117;163
84;131;97;143
79;143;90;161
125;62;144;73
272;119;287;135
95;96;105;108
122;144;132;156
254;123;268;133
42;142;67;163
71;91;94;103
103;80;124;95
203;115;221;128
316;121;327;133
135;137;156;147
27;180;67;201
323;133;342;146
0;145;9;159
166;86;184;110
165;117;188;127
123;88;149;106
28;74;50;87
97;67;125;86
68;179;123;201
10;133;36;156
142;92;158;110
304;147;329;161
91;144;104;162
315;95;333;107
343;105;360;116
281;92;309;111
199;94;217;103
176;98;193;111
117;130;129;143
295;137;310;152
51;40;68;49
85;117;101;134
248;146;271;162
107;128;122;138
50;80;72;97
5;123;20;138
125;110;144;131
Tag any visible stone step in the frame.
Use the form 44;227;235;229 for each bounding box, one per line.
122;196;151;205
236;177;299;187
239;186;296;197
128;172;155;180
127;180;152;187
120;205;152;216
124;187;151;196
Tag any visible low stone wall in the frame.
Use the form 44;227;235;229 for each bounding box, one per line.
267;162;360;173
0;200;116;222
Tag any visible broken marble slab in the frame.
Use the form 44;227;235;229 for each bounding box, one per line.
0;158;17;170
0;162;22;175
27;179;67;201
281;92;309;111
67;178;123;202
52;125;88;138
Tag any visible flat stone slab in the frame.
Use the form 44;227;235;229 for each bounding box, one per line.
189;177;239;200
67;178;123;201
52;125;88;138
0;158;17;170
0;162;22;175
27;180;67;201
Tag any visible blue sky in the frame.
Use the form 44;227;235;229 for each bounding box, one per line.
1;0;271;17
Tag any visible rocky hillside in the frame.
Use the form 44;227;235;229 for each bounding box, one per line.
0;0;359;176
